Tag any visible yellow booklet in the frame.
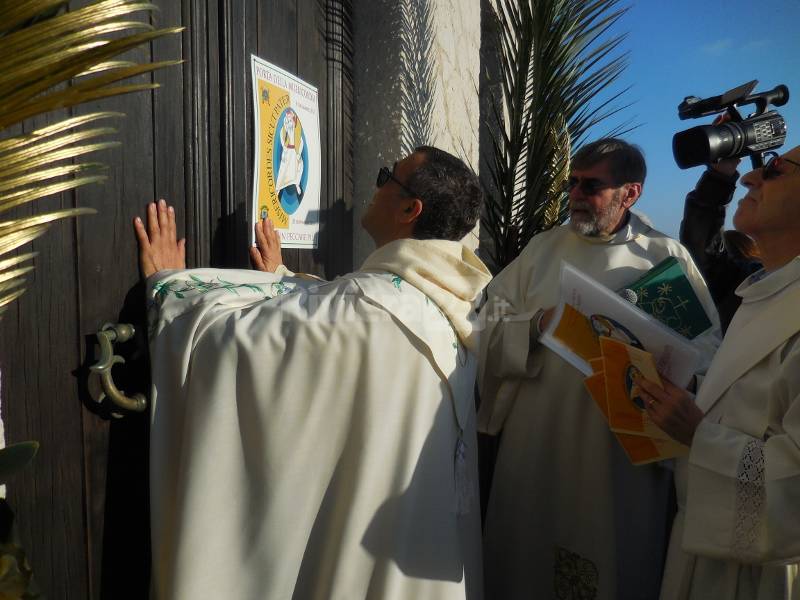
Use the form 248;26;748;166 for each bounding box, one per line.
589;357;605;373
599;336;674;440
552;303;600;363
584;370;688;465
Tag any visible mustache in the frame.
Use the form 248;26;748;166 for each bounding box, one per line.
570;200;594;212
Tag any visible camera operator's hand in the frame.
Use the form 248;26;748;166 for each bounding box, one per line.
710;157;740;177
708;113;741;176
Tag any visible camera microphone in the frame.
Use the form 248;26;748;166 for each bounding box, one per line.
619;288;638;305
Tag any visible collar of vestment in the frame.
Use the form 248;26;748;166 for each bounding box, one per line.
736;255;800;303
358;238;492;352
571;210;653;245
695;254;800;414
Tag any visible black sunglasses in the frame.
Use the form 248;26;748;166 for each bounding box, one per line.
377;164;422;199
561;176;615;196
761;151;800;181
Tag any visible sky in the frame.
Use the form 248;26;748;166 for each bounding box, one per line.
586;0;800;238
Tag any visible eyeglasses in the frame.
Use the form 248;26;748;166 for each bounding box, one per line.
377;164;422;199
761;152;800;181
561;176;615;196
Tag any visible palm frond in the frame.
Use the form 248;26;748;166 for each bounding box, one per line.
482;0;634;272
0;288;27;318
398;0;437;154
0;0;183;318
0;0;65;35
0;252;36;317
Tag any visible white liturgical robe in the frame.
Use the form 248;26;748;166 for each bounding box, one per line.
147;239;491;600
660;256;800;600
478;213;720;600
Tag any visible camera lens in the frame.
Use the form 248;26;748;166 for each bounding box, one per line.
673;123;747;168
673;112;787;169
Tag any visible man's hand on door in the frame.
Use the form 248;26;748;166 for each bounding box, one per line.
133;199;186;278
250;217;284;272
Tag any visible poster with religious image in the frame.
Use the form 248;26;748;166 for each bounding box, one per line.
251;55;321;248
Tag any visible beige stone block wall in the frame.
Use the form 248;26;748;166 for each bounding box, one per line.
429;0;481;251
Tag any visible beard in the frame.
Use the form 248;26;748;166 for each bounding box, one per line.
569;189;624;236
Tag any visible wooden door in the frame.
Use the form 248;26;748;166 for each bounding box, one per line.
0;1;353;597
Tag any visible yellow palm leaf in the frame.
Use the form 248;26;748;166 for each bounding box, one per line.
0;111;120;154
0;163;107;194
0;265;34;286
0;223;53;256
543;114;571;229
0;0;66;34
0;126;117;169
0;207;97;231
0;252;38;272
0;2;153;56
0;175;109;214
77;59;137;76
0;252;37;316
0;278;26;296
0;288;27;316
0;141;121;182
4;22;152;73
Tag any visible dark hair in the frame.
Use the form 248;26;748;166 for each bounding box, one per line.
723;230;760;261
405;145;482;241
571;138;647;185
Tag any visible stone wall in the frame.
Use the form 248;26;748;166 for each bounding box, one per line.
352;0;480;266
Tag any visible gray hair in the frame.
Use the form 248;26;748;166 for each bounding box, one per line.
571;138;647;186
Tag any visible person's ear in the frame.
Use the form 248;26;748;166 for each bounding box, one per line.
622;183;642;208
398;198;423;224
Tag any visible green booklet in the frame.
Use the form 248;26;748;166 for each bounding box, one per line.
621;257;712;339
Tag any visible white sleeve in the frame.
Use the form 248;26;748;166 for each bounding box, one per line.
683;374;800;565
476;267;545;435
146;267;315;335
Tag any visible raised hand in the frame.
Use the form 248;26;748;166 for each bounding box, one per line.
250;217;283;272
133;199;186;278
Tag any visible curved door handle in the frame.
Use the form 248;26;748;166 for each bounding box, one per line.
90;323;148;413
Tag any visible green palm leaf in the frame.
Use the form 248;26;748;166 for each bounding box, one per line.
483;0;635;272
0;0;183;318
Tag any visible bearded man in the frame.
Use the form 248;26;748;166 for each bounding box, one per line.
477;138;720;600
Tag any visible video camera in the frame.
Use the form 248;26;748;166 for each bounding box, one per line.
672;80;789;169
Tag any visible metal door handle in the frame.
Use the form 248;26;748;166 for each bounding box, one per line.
90;323;147;413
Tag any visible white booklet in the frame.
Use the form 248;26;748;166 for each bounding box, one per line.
540;261;701;387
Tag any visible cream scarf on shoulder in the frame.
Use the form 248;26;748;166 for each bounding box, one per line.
359;238;492;352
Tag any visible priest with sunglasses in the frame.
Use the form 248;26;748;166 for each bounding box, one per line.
637;145;800;600
137;146;491;600
477;138;720;600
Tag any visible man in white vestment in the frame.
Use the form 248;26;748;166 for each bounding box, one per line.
477;138;720;600
638;146;800;600
134;146;491;600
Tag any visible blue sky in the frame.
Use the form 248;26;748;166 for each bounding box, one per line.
588;0;800;237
